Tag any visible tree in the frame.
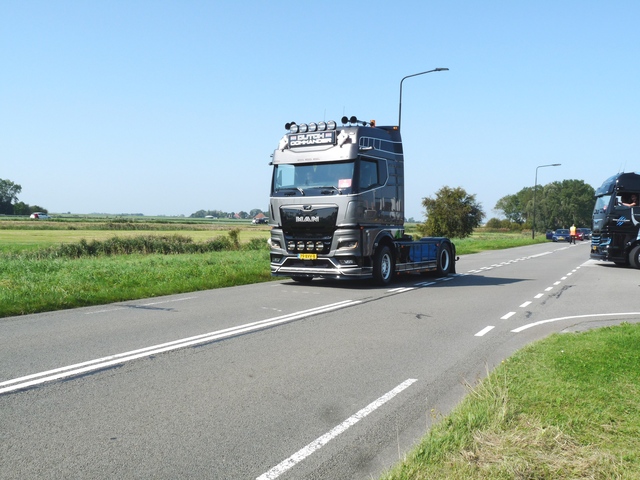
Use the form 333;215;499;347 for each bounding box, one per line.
418;186;485;238
494;179;595;231
13;201;30;215
542;180;594;229
495;188;532;225
0;178;22;215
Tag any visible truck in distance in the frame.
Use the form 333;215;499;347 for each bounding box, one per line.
591;172;640;268
267;116;456;285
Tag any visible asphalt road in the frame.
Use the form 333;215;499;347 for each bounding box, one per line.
2;241;639;479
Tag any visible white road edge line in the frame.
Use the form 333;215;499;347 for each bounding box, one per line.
475;326;495;337
511;312;640;333
0;300;360;394
256;378;418;480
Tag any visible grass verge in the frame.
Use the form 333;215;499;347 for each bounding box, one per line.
0;230;272;317
0;250;271;317
382;323;640;479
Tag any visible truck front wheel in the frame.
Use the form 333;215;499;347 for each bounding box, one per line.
373;245;395;285
630;245;640;269
436;244;452;276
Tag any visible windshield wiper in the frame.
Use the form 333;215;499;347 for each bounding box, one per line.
277;187;306;196
319;185;342;195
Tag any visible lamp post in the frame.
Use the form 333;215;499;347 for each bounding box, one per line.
398;68;449;131
532;163;561;239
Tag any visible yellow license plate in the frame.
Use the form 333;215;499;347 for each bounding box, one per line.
298;253;317;260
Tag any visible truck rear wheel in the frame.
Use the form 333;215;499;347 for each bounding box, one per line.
630;245;640;269
436;244;452;276
373;245;394;285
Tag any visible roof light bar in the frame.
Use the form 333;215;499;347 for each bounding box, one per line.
285;120;338;133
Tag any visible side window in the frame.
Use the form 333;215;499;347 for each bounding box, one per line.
620;193;639;206
377;159;388;185
358;159;379;191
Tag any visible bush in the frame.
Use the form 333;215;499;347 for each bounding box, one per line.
18;231;265;260
484;217;522;231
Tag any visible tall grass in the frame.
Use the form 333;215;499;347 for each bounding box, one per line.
0;228;270;254
17;233;253;259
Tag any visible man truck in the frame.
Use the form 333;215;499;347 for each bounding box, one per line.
267;116;456;285
590;172;640;268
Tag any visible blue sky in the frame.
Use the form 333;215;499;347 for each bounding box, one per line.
2;1;639;220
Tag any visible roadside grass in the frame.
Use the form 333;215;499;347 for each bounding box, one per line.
453;230;548;254
0;249;271;317
382;323;640;479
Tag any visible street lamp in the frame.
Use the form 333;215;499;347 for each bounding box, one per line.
532;163;561;239
398;68;449;131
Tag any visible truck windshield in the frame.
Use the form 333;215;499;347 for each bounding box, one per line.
592;194;613;235
272;161;355;195
593;194;612;215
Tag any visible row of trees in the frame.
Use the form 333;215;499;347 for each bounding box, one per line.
190;209;266;219
0;178;48;216
417;178;594;239
493;179;594;231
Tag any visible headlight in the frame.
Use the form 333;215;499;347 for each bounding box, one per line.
338;240;358;249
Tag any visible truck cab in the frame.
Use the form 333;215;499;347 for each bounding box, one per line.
268;116;455;284
591;172;640;267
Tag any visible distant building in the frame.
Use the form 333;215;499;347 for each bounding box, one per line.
252;212;268;224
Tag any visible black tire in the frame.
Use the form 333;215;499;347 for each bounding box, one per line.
629;245;640;269
436;244;452;276
373;245;394;286
291;276;313;283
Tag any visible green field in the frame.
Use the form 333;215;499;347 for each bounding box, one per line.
0;217;270;254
